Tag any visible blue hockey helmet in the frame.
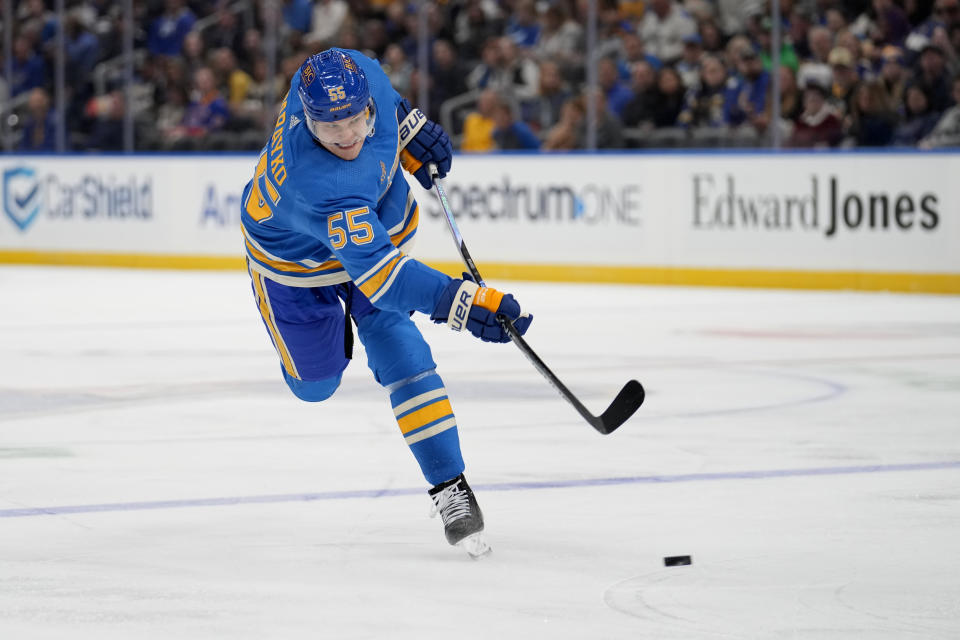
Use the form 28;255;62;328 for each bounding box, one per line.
298;50;371;123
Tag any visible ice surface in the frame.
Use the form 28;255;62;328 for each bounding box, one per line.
1;266;958;639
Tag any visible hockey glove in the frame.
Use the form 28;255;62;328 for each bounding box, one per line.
397;98;452;189
430;275;533;343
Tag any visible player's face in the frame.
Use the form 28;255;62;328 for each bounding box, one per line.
310;108;373;160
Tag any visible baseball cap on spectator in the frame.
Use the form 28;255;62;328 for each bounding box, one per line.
740;46;759;60
682;33;702;46
828;47;853;68
920;43;946;57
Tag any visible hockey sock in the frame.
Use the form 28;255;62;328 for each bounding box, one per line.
388;370;464;486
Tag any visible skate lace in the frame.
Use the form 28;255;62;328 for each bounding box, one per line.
429;481;471;525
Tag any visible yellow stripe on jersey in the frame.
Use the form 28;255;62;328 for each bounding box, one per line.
250;269;299;379
243;227;342;275
368;256;410;303
357;253;406;300
396;397;454;435
390;205;418;248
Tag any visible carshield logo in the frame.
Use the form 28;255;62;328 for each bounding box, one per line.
3;167;42;231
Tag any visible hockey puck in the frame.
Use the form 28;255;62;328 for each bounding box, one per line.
663;555;692;567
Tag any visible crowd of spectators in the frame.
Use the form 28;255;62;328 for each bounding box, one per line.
4;0;960;153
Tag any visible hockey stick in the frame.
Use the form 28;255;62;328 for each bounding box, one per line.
428;165;645;434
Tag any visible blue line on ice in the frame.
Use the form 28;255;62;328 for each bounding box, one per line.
3;460;959;519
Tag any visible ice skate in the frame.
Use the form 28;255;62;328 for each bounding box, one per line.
429;473;491;559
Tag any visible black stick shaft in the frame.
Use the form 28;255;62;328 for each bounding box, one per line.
428;166;643;433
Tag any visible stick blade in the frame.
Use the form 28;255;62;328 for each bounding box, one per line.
595;380;645;434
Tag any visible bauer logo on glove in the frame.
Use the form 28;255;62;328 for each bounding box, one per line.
431;275;532;343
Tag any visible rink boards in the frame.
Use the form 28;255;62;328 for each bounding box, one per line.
0;151;957;293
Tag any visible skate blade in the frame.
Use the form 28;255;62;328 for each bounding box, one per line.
458;532;492;560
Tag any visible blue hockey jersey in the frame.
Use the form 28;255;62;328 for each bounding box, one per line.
240;49;450;316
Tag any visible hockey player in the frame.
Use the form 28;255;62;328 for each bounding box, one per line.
239;48;532;557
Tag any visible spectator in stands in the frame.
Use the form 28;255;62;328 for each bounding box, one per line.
154;83;188;147
235;56;270;132
714;0;749;37
205;5;244;54
453;0;505;63
678;54;734;130
497;36;540;100
756;16;799;73
505;0;541;49
11;34;46;97
17;87;57;151
181;30;207;79
84;90;126;151
789;80;844;147
382;43;414;101
879;45;909;108
283;0;313;34
64;9;100;87
893;83;942;145
828;46;861;116
239;28;264;77
697;18;725;55
846;79;898;145
914;43;954;111
542;95;585;151
20;0;57;47
621;60;660;129
919;72;960;147
618;32;662;78
729;46;771;134
492;99;541;150
905;0;960;61
650;65;686;127
584;87;625;148
211;48;253;114
798;25;834;88
859;0;911;47
590;3;630;63
836;28;872;78
460;88;500;152
533;3;583;77
147;0;196;57
935;0;960;30
175;66;229;148
522;59;573;135
467;36;539;100
676;33;704;89
304;0;349;50
598;56;634;119
825;7;850;36
788;6;816;61
774;64;804;125
639;0;698;65
428;40;469;122
809;24;834;59
466;37;504;92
